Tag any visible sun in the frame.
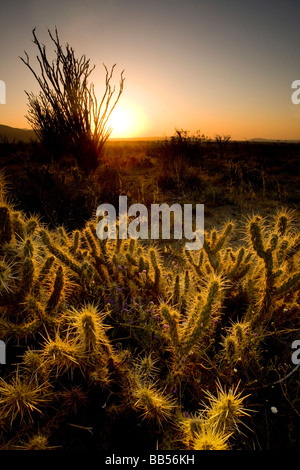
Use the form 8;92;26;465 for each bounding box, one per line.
108;100;146;138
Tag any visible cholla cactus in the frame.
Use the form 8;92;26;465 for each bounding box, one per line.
0;372;52;428
40;331;79;378
0;258;17;295
45;265;65;312
221;320;261;372
203;381;251;434
0;172;298;451
132;381;175;428
203;222;234;273
17;434;54;450
135;353;160;383
178;381;250;450
0;205;13;246
158;274;223;379
67;304;113;359
244;211;300;326
190;420;232;450
149;248;162;289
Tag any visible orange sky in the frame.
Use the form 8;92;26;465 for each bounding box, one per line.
1;0;300;140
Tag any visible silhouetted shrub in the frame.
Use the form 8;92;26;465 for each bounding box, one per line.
21;27;124;173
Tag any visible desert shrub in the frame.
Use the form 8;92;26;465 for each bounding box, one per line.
157;158;206;195
5;162;120;231
161;129;211;165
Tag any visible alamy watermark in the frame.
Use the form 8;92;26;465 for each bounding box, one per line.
0;80;5;104
291;80;300;104
96;196;204;250
291;339;300;365
268;340;300;388
0;340;6;364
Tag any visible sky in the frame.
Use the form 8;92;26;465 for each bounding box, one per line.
1;0;300;140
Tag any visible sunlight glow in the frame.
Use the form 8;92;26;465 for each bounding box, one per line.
108;100;146;138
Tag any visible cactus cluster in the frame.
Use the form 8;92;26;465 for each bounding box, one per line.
0;172;299;450
179;381;249;450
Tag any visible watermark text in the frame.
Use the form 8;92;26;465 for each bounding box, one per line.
96;196;204;250
291;80;300;104
0;80;5;104
0;340;6;364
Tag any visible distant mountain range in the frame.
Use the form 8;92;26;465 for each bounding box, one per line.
0;124;36;142
0;124;299;144
0;124;160;143
249;137;300;143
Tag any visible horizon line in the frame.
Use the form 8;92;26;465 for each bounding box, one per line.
0;123;300;143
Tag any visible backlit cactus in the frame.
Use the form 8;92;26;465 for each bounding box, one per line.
0;185;298;450
0;206;13;246
133;381;175;428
